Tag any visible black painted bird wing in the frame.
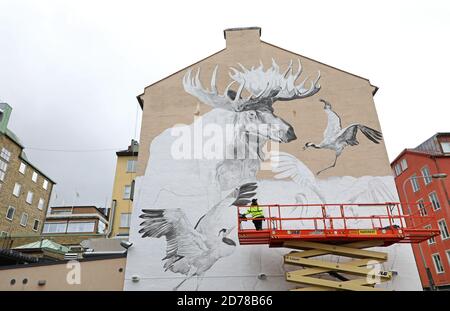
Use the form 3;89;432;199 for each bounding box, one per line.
339;124;382;146
139;209;208;268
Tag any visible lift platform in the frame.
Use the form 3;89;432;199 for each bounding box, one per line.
237;202;440;291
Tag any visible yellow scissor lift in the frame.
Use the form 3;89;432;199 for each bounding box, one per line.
238;202;439;291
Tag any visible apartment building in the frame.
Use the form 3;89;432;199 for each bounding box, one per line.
0;102;55;237
391;132;450;290
108;140;138;237
43;206;108;235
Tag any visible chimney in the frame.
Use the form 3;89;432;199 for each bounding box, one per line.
224;27;261;50
0;102;12;135
130;139;139;153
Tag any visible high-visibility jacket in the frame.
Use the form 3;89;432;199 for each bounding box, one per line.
244;204;264;218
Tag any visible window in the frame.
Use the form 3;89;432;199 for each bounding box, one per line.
123;185;131;199
429;192;441;211
421;166;432;185
394;164;402;176
411;174;420;192
400;159;408;171
438;219;450;240
67;222;95;233
441;142;450;153
120;213;131;228
19;162;26;174
42;222;67;233
417;199;427;216
0;159;7;182
32;171;38;183
20;213;28;227
425;225;436;244
0;147;11;162
12;183;21;197
42;179;48;190
26;191;34;204
6;206;15;220
432;253;445;274
32;220;40;232
127;160;137;173
0;231;8;237
50;210;72;215
37;198;45;210
446;250;450;265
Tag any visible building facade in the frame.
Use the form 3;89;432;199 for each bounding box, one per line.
0;254;126;291
124;27;421;290
13;239;69;261
391;132;450;290
33;205;109;251
0;102;55;237
43;206;108;236
108;140;138;238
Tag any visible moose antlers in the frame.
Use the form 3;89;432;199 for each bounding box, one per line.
183;66;249;111
182;59;321;111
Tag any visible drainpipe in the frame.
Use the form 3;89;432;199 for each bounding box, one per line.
106;200;117;238
432;157;449;207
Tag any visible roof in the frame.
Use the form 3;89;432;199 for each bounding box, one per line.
391;148;450;166
136;30;378;109
0;248;39;265
3;129;56;184
391;132;450;165
14;239;69;253
116;139;139;156
80;237;127;252
0;252;126;271
5;128;23;147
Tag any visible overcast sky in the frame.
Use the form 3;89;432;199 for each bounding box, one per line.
0;0;449;208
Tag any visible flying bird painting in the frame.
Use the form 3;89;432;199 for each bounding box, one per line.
270;151;396;222
271;151;325;204
303;99;383;175
138;182;258;291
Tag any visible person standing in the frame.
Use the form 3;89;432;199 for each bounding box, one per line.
242;198;264;230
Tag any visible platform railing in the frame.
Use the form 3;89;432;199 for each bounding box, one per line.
237;202;438;236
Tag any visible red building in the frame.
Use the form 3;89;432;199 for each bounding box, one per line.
391;132;450;290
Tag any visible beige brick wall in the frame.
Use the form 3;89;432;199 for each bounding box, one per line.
136;28;391;179
0;256;125;291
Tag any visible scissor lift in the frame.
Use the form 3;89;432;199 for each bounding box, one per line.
237;203;440;291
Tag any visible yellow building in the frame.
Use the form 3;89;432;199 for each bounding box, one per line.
108;140;138;238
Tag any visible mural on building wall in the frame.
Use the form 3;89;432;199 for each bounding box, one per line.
182;59;321;191
138;182;257;290
303;99;383;175
126;59;421;291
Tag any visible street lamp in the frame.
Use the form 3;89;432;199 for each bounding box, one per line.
402;173;447;291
